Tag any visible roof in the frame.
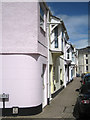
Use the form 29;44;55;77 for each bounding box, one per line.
51;15;61;20
42;1;69;40
43;1;52;15
77;46;90;54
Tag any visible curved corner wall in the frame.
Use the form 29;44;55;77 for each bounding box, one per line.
0;54;48;116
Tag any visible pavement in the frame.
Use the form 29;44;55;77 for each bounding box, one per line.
0;77;81;119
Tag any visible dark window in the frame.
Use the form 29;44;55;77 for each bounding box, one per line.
54;27;58;48
62;32;63;51
67;49;69;53
40;6;44;29
67;49;70;59
40;7;44;18
86;66;88;71
62;32;64;39
67;54;69;59
86;59;88;64
86;54;88;57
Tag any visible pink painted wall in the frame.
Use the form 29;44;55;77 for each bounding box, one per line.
0;2;48;108
38;3;48;57
0;55;47;108
1;2;48;58
2;2;38;53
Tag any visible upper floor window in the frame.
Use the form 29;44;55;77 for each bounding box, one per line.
54;27;58;48
62;31;64;39
61;32;64;51
67;49;70;59
40;6;44;30
86;59;88;64
72;53;74;62
86;54;88;57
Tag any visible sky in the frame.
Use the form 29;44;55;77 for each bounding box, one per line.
47;2;89;49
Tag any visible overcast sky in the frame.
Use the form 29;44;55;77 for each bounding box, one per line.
47;2;89;49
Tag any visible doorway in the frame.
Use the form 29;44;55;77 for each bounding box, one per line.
42;64;47;108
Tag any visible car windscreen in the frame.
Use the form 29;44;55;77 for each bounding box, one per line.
80;84;90;94
84;76;90;83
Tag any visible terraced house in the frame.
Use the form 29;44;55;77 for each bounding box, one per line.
77;46;90;75
0;0;77;116
48;15;69;99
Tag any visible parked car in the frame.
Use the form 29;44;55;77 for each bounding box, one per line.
80;73;90;85
73;83;90;119
81;73;86;79
76;73;80;77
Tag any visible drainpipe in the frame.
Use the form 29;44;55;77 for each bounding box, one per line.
47;10;50;105
0;2;2;116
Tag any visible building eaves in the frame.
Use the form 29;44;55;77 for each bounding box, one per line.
77;46;90;53
51;15;61;20
51;15;69;40
41;0;52;15
78;46;90;50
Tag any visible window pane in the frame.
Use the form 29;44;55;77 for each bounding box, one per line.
86;59;88;64
67;49;70;59
40;7;44;19
67;54;69;59
61;32;64;50
40;5;44;30
86;54;88;57
67;49;69;53
40;17;44;28
86;66;88;71
54;27;58;48
62;32;64;39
